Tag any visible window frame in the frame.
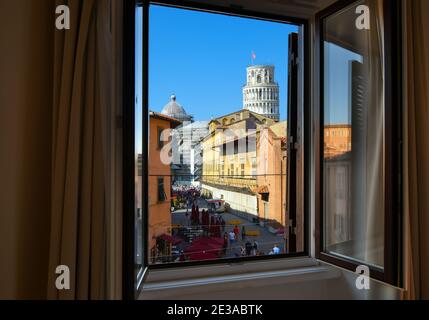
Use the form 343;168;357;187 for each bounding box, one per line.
314;0;403;286
123;0;312;298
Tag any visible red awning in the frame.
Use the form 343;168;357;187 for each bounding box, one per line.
188;252;218;261
158;234;182;245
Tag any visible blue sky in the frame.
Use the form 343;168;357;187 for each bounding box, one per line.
148;5;298;121
324;42;363;124
135;6;361;154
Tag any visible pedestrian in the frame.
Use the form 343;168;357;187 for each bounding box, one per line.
245;241;252;256
221;218;225;232
272;244;280;255
233;225;239;240
223;233;228;256
241;226;246;241
252;240;258;256
179;250;185;262
229;230;235;244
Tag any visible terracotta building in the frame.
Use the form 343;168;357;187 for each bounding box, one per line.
148;111;181;262
324;125;352;158
255;121;287;226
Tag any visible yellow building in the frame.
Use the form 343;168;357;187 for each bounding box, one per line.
201;109;276;219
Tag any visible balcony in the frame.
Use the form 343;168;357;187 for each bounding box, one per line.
201;175;257;191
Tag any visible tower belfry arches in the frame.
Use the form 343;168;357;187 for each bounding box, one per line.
243;65;280;121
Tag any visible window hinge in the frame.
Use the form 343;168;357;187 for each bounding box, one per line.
289;136;298;150
291;53;299;67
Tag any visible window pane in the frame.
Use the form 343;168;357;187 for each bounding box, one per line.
322;0;384;268
135;6;144;282
148;5;302;265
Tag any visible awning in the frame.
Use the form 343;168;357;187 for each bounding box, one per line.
188;252;218;261
158;234;182;245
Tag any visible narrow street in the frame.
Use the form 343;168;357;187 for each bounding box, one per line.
172;197;286;260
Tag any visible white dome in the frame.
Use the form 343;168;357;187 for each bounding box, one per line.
161;95;193;122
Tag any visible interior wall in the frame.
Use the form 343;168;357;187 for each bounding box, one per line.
0;0;55;299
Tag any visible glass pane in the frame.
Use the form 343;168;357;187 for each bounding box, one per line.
147;4;302;265
322;0;384;268
135;6;144;282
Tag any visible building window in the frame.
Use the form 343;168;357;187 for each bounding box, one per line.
157;177;166;202
157;127;164;149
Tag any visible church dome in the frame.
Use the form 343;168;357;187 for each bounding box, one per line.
161;95;193;122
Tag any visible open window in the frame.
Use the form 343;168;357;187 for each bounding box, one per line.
124;0;309;298
315;0;402;286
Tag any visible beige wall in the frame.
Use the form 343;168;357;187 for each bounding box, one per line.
0;0;54;299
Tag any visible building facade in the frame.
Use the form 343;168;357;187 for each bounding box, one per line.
171;121;209;186
201;109;276;220
243;65;280;121
148;111;181;262
160;95;208;186
324;125;352;158
324;152;352;249
256;122;287;226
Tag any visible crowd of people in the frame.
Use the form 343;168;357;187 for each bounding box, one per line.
222;224;281;257
187;202;226;237
171;184;284;261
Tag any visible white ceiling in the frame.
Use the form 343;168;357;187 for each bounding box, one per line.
171;0;338;19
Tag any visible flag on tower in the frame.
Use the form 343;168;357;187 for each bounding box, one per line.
251;51;256;62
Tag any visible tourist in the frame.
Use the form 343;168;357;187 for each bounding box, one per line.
233;225;240;240
273;244;280;255
179;250;185;262
245;241;252;256
229;230;236;244
220;218;226;232
223;233;228;255
241;226;246;241
252;240;258;256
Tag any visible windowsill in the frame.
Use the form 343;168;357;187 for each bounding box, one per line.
140;257;342;300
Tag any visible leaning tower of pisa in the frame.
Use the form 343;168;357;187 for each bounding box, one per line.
243;65;280;121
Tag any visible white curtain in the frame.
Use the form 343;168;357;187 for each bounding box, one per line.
361;0;385;267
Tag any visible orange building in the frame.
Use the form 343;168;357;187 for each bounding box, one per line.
255;121;304;253
324;125;352;158
148;111;181;262
256;122;287;227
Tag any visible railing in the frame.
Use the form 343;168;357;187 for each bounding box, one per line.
201;175;257;189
